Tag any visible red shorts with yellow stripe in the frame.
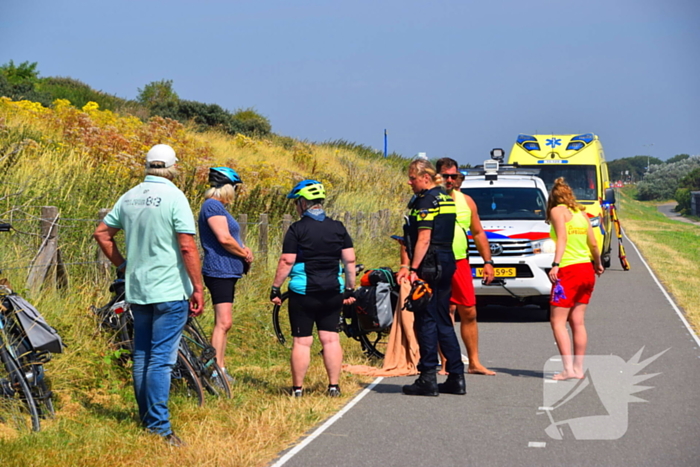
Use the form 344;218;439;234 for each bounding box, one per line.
549;262;595;308
450;258;476;307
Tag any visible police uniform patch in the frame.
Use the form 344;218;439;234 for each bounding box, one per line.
418;209;429;219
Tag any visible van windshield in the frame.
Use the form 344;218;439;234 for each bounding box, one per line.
460;187;547;220
517;165;598;200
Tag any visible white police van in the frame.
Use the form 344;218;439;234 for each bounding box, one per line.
461;150;554;310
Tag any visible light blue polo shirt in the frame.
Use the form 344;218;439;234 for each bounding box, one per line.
103;175;196;305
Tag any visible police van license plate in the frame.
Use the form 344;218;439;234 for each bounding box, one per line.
472;267;516;278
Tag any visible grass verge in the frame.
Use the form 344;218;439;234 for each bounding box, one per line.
616;187;700;332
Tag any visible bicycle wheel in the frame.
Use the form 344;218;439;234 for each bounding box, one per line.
340;306;389;360
31;366;54;419
170;349;204;407
181;322;231;398
0;346;40;432
116;305;134;355
271;292;291;348
15;339;54;419
357;327;389;360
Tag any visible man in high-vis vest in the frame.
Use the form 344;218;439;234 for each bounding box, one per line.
436;158;495;375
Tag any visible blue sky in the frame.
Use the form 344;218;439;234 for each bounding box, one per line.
2;0;698;166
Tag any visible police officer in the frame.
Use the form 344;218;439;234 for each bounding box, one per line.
397;159;466;396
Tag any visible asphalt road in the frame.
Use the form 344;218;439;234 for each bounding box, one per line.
271;237;700;467
657;201;700;226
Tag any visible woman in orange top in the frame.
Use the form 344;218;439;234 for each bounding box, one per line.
547;177;604;380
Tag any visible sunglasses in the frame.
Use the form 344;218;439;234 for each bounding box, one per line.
441;173;462;179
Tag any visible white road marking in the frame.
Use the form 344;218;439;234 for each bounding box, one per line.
528;442;547;448
270;377;384;467
625;232;700;348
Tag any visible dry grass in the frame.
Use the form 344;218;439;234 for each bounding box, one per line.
0;99;401;466
617;189;700;332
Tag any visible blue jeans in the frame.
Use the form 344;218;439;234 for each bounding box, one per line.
415;249;465;375
131;300;188;436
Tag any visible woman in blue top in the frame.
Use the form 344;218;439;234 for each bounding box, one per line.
199;167;253;381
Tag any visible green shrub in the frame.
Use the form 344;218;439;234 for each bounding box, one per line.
636;156;700;200
609;155;663;182
151;99;233;131
666;154;690;164
0;73;52;106
0;60;40;85
674;187;691;214
148;100;179;120
230;108;272;137
136;79;179;108
674;167;700;214
679;166;700;191
37;77;131;111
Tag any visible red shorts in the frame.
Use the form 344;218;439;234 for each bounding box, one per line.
451;258;476;307
550;262;596;308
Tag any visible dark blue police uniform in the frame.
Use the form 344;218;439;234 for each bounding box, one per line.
405;186;464;376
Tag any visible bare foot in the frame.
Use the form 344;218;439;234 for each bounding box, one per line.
551;371;584;381
468;365;496;376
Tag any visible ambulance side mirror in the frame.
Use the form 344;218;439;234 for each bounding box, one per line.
604;188;616;204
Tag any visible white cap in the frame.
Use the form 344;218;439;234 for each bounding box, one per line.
146;144;178;168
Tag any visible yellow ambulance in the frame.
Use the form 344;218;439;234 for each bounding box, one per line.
506;133;615;267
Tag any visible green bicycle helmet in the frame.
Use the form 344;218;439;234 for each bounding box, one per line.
287;179;326;200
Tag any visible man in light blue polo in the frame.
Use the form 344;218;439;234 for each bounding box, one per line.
94;144;203;447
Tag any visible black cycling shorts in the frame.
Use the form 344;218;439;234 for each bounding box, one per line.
203;276;239;305
287;290;343;337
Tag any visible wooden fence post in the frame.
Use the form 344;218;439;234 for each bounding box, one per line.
380;209;391;234
238;213;248;244
356;211;364;240
343;212;352;238
27;206;68;292
282;214;292;236
370;212;379;238
258;213;268;255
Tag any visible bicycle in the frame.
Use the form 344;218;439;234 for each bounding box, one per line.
0;223;55;432
92;272;231;404
271;265;397;360
179;318;232;399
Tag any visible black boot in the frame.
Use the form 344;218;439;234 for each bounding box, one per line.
402;369;439;396
438;373;466;395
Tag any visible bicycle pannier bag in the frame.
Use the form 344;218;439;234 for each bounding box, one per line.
359;267;396;287
4;294;65;354
354;282;393;332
